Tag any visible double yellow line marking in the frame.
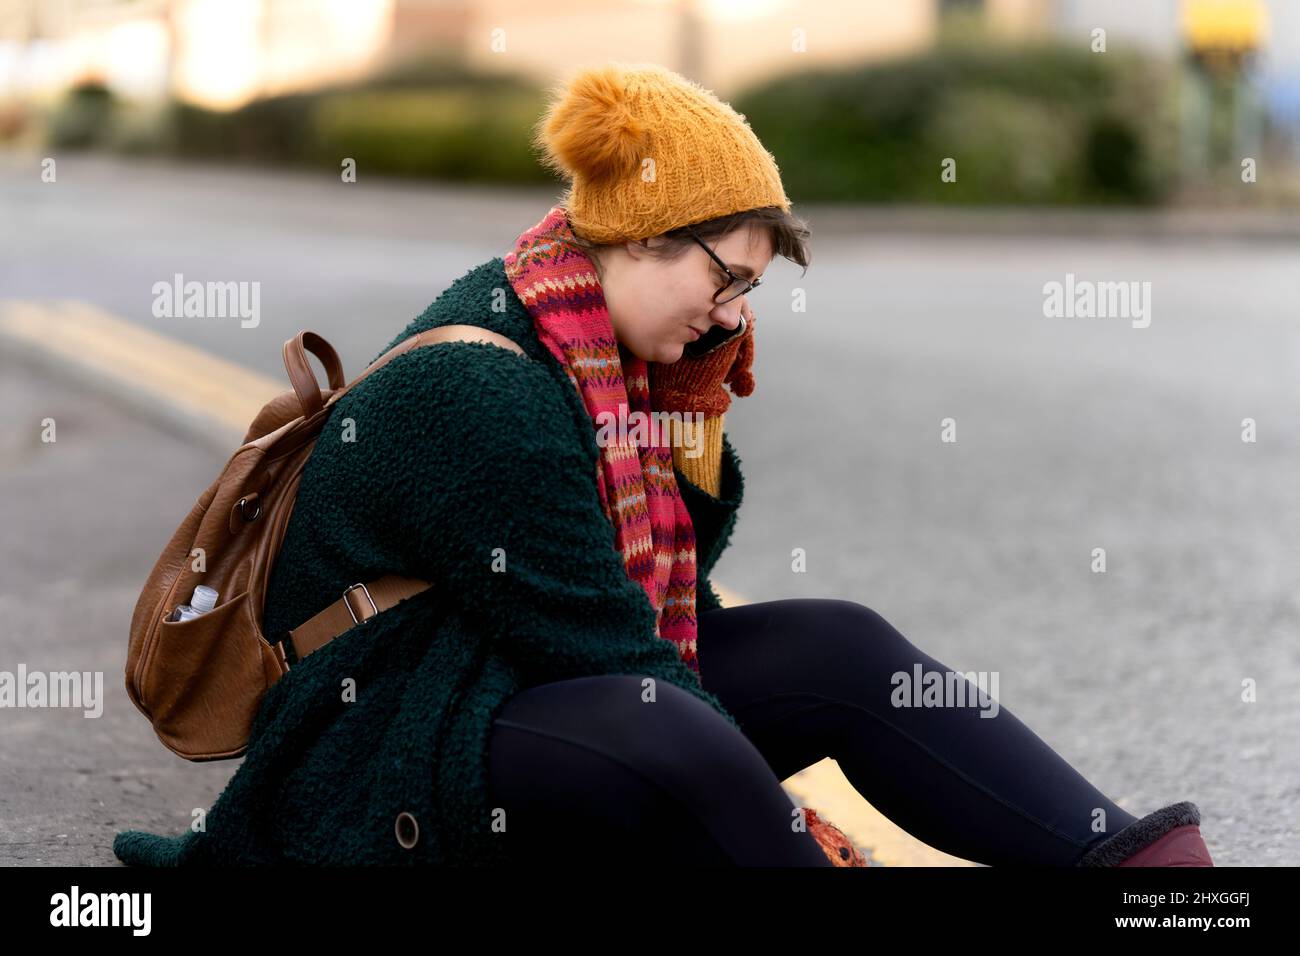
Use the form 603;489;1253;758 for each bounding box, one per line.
0;299;282;444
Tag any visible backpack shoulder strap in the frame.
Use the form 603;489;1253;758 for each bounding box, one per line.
285;326;528;665
287;575;433;662
326;325;528;410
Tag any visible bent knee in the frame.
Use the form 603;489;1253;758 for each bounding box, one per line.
798;599;928;681
820;598;890;630
811;598;902;647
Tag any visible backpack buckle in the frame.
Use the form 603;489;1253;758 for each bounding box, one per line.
342;582;377;625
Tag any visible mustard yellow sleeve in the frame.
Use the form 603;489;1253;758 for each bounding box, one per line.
668;413;724;498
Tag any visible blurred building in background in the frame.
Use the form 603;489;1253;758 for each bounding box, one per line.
1;0;1295;204
0;0;927;108
1;0;1292;107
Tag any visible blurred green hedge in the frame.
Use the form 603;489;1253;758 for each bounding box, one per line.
733;40;1179;205
46;80;117;150
156;53;550;183
44;42;1179;204
308;88;546;181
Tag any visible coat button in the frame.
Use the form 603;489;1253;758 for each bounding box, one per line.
395;811;419;849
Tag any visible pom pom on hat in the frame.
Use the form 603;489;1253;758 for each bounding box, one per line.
534;65;651;185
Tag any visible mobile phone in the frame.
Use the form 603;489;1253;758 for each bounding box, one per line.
683;314;746;359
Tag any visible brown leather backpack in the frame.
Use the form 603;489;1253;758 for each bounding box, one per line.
124;325;526;761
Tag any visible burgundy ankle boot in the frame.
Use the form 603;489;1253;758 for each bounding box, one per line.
1076;802;1214;867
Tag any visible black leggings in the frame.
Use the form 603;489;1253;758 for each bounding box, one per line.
486;598;1140;866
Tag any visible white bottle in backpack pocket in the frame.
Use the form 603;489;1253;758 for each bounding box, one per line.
171;585;219;622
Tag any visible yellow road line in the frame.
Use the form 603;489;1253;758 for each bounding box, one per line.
712;583;747;609
782;759;979;867
0;299;283;437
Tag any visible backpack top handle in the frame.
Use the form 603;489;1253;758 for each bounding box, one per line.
283;331;347;419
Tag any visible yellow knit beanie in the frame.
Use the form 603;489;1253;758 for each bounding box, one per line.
532;61;792;243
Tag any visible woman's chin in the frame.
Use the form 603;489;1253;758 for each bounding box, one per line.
618;340;685;364
656;342;687;364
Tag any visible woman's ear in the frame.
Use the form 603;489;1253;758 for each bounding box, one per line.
622;238;651;261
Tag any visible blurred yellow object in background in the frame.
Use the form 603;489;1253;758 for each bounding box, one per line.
1181;0;1269;54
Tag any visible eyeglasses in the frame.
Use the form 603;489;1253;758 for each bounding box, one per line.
684;224;763;305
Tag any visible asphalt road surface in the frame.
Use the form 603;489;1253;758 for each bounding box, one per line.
2;153;1297;865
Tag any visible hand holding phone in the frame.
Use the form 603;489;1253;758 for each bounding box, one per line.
649;301;756;417
684;313;745;359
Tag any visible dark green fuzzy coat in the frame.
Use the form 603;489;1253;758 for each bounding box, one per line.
113;257;746;866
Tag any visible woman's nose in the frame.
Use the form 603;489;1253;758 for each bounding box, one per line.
709;297;744;330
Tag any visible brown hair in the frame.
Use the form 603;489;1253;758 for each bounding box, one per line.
562;205;811;283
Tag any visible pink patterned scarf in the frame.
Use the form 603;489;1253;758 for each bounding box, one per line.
503;204;702;672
